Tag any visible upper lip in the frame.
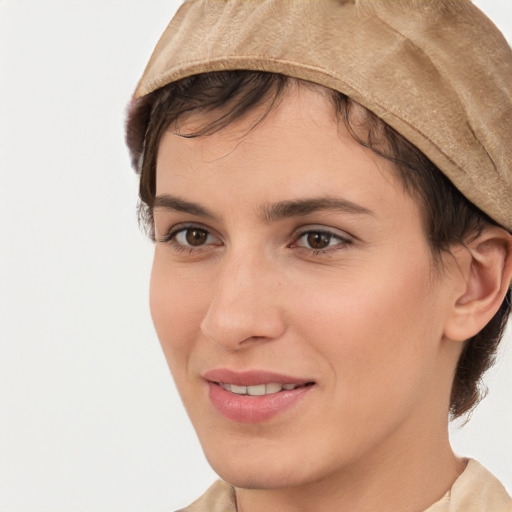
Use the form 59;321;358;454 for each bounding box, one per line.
203;368;314;387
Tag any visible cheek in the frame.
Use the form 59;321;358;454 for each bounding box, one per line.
294;262;443;403
149;255;209;372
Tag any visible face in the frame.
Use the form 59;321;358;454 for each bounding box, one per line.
150;86;459;491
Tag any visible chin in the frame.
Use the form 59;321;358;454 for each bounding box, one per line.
201;440;323;491
211;462;306;490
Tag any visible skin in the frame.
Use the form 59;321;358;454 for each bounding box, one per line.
150;85;489;511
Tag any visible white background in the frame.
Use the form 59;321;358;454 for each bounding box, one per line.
0;1;511;511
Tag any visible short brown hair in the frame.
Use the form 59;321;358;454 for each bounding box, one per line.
125;70;511;419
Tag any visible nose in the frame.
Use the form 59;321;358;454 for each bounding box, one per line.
200;250;287;350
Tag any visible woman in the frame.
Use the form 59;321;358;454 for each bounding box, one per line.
125;1;512;510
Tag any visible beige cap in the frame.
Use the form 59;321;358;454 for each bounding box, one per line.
133;0;512;231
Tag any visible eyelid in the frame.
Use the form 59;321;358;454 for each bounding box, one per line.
158;222;222;246
290;225;354;251
292;224;353;240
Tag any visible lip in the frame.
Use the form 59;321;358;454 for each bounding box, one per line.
203;368;311;387
203;368;315;423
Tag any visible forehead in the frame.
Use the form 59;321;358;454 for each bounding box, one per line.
155;85;419;225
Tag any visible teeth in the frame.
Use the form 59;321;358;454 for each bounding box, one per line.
247;384;266;396
265;383;282;394
219;382;302;395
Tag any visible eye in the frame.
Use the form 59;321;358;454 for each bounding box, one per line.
175;227;210;246
293;229;351;252
160;225;222;251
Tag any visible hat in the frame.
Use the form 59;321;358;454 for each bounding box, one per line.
131;0;512;231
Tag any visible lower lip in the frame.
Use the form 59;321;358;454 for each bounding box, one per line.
207;382;313;423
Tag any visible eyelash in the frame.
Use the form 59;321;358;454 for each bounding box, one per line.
159;225;353;255
291;229;352;254
159;224;221;254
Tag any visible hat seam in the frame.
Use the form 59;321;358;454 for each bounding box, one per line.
371;13;497;189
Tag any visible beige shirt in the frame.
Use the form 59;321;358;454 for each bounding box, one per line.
175;460;511;511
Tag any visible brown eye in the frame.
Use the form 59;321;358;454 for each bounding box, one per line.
294;228;351;253
185;228;208;246
306;232;332;249
171;227;220;249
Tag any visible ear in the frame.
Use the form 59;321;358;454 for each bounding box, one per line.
443;226;512;342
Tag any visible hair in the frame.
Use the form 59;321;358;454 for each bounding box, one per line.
125;70;511;420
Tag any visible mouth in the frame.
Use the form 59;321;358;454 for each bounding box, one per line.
203;369;316;423
216;381;314;396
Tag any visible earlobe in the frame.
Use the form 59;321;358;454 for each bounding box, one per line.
444;226;512;342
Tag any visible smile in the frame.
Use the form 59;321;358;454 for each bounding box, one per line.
218;382;307;396
203;369;315;423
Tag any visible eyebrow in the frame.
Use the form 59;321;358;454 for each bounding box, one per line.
153;194;374;221
153;195;219;220
261;197;374;222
